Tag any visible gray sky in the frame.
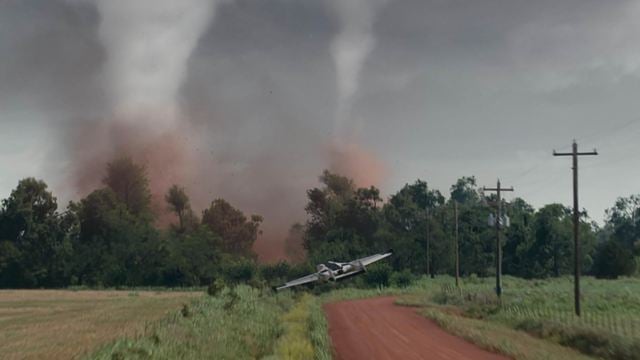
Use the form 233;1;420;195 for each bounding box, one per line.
2;0;640;235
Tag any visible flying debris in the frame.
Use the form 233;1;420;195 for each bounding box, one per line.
274;249;393;291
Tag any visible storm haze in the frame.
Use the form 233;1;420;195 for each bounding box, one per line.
2;0;640;261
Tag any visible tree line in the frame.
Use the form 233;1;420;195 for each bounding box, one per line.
0;160;638;289
303;171;638;280
0;157;264;288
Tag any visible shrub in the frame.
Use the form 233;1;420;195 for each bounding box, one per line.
287;262;316;280
363;263;391;287
180;303;191;318
390;270;414;288
223;259;256;284
260;262;290;285
592;240;636;279
207;279;226;296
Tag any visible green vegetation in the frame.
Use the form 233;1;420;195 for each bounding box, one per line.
308;297;332;360
274;294;314;359
90;286;289;360
1;161;638;289
3;275;639;360
422;307;591;360
396;276;640;360
87;286;335;360
303;171;637;282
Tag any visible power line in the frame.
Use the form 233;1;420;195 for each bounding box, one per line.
575;116;640;145
503;115;640;186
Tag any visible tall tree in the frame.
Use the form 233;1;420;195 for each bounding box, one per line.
74;188;164;286
382;180;446;273
448;177;493;276
592;239;636;278
201;199;262;259
304;170;383;264
0;178;72;287
165;185;190;231
103;156;152;218
450;176;480;205
604;195;640;254
503;198;536;277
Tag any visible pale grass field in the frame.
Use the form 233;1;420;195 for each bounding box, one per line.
0;290;200;360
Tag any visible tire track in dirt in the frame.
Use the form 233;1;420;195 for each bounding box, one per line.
324;296;509;360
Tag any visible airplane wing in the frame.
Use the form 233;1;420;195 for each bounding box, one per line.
274;273;319;291
334;269;365;281
352;249;393;267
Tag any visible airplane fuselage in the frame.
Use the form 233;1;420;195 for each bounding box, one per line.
316;261;364;282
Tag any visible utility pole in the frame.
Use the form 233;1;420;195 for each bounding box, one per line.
426;208;432;278
482;180;513;298
454;202;460;287
554;140;597;317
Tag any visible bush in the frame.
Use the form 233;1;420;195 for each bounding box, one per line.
363;263;391;287
260;262;290;285
207;279;226;296
390;270;414;288
287;262;316;280
592;240;636;279
223;259;256;285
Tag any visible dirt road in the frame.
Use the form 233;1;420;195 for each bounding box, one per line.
324;296;508;360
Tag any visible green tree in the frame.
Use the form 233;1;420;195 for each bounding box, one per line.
503;198;536;277
201;199;262;259
450;176;480;205
592;239;636;279
103;156;152;218
162;225;221;286
604;195;640;255
448;177;493;276
304;170;383;264
165;185;191;232
530;204;573;277
0;178;73;288
74;188;164;286
381;180;446;273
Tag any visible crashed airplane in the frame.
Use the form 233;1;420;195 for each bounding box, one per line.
274;249;393;291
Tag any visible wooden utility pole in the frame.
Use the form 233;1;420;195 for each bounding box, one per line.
426;208;431;278
554;140;597;317
454;202;460;287
482;180;513;298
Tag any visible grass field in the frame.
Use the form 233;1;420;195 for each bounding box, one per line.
89;286;332;360
0;290;199;360
395;275;640;360
2;276;639;360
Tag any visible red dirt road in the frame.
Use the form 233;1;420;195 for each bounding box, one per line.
324;297;508;360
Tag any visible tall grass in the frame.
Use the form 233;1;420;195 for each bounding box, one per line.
273;294;314;359
308;297;332;360
88;286;293;360
423;276;640;359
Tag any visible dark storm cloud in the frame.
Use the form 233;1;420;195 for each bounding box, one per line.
0;0;105;121
0;0;105;196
